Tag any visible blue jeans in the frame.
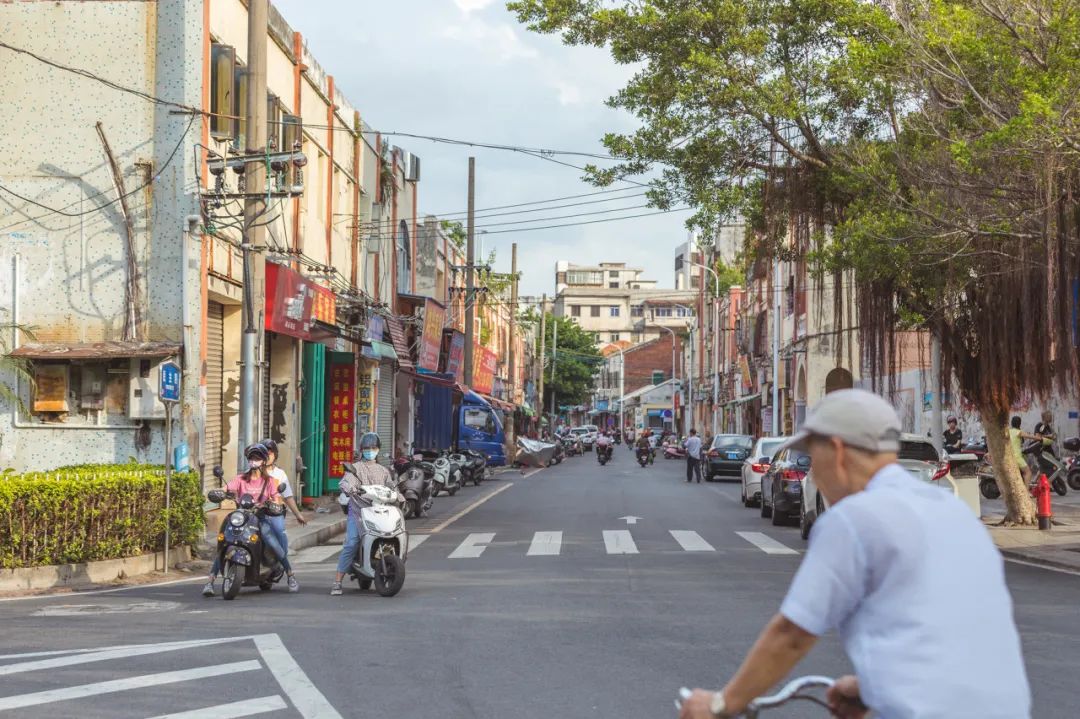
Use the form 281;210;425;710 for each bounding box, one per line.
259;517;292;573
264;514;289;559
336;513;362;574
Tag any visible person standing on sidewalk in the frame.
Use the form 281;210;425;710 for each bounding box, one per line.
684;428;703;483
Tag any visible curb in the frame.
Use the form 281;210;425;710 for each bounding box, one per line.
0;546;193;593
999;548;1080;574
289;516;348;553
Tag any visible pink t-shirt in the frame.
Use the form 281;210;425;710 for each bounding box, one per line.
226;473;279;504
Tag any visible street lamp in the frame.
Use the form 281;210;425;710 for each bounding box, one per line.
689;261;721;438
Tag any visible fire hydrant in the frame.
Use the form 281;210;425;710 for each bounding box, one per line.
1032;473;1053;530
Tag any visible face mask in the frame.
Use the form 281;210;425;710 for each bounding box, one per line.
362;449;379;461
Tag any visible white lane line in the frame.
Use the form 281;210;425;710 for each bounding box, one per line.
291;544;343;564
0;660;261;711
527;531;563;556
0;637;243;676
146;695;287;719
603;530;639;555
409;535;430;552
735;531;799;555
669;530;715;552
253;634;343;719
428;483;514;534
448;533;496;559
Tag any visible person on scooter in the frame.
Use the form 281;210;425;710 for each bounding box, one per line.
331;432;397;596
260;438;307;575
202;443;299;596
635;430;653;465
596;430;613;462
1034;410;1057;457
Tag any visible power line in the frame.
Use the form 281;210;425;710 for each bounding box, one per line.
420;185;643;218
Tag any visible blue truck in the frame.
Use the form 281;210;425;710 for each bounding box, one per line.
413;376;507;467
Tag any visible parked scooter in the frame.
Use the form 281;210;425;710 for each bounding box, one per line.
1063;437;1080;490
976;439;1069;499
550;439;565;465
662;441;686;460
460;449;488;486
341;482;409;597
561;436;582;457
393;456;434;519
206;480;289;601
429;452;462;497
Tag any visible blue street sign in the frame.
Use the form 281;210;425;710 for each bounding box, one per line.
174;442;190;472
159;360;181;403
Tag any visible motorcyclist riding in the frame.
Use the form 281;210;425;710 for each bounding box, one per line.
202;443;298;596
331;432;398;596
596;430;613;462
635;429;654;465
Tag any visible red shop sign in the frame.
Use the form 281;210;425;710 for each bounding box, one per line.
327;361;356;477
265;262;336;341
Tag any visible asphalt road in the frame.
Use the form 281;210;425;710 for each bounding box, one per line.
1;449;1078;718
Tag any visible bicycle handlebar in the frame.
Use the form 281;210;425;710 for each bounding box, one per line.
676;676;835;717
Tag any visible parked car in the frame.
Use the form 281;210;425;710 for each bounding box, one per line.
568;426;597;451
741;436;789;507
798;433;956;540
761;447;811;526
704;434;755;481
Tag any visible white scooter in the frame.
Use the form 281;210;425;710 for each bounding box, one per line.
345;484;410;597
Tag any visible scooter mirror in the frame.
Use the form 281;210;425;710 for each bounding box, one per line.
212;465;224;479
207;489;226;503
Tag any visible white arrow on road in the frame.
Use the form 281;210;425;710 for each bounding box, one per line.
619;516;642;525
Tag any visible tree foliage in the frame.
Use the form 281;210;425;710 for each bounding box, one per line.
540;314;602;406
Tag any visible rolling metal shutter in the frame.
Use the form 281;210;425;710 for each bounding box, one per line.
376;361;394;462
205;302;225;487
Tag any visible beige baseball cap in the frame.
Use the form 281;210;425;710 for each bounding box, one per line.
783;388;902;453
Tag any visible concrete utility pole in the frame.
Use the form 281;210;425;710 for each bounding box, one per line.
463;157;476;386
508;243;518;434
538;294;547;427
771;258;781;436
239;0;268;466
550;317;558;419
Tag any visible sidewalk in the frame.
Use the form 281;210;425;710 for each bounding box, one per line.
984;496;1080;573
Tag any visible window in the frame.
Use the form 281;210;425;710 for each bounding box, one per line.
210;44;236;138
674;255;684;271
631;305;644;317
567;270;603;285
609;306;620;317
234;68;250;147
464;407;495;434
654;307;673;318
396;219;411;294
590;306;601;317
677;306;694;317
610;333;620;342
609;270;619;278
691;275;701;290
571;305;581;317
899;440;941;462
608;281;619;288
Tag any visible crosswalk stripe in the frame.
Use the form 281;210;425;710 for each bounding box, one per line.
669;530;715;552
527;531;563;556
735;531;799;555
448;532;495;559
603;530;638;555
409;535;429;552
146;695;287;719
0;660;261;711
292;544;342;564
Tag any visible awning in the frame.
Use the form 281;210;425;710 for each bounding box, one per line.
386;317;414;370
10;341;181;360
728;393;761;405
361;340;398;362
402;369;460;390
482;394;515;412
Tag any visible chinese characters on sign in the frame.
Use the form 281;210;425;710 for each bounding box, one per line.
327;363;356;478
265;261;336;341
444;330;465;382
356;369;373;434
417;299;446;372
472;346;498;395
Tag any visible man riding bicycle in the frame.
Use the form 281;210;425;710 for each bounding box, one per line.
679;389;1029;718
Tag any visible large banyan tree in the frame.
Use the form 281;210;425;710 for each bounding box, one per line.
511;0;1080;523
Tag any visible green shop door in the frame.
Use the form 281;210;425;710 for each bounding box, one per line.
301;342;326;497
325;351;356;492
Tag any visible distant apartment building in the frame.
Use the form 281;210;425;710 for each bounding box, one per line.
554;261;656;294
675;222;745;290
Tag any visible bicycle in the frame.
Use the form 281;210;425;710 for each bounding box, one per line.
676;676;841;718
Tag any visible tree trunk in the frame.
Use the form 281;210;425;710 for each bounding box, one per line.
979;402;1036;525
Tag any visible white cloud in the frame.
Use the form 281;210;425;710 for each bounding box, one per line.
442;18;538;62
454;0;496;12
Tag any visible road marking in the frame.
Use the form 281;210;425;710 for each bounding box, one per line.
735;531;799;555
147;695;288;718
292;544;343;564
603;530;639;555
428;483;514;534
0;660;260;711
619;516;642;525
253;633;343;719
0;637;241;677
409;534;429;551
527;531;563;556
448;532;496;559
669;530;715;552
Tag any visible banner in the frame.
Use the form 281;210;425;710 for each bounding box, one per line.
472;346;499;395
327;362;356;477
265;261;336;341
418;299;446;371
445;330;466;382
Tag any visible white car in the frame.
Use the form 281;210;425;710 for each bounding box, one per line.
799;433;956;540
569;425;598;451
740;436;789;507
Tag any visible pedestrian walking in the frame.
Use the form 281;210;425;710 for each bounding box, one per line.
684;428;703;483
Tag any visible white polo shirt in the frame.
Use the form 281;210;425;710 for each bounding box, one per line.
780;464;1030;718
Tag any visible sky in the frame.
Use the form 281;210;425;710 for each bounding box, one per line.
273;0;692;299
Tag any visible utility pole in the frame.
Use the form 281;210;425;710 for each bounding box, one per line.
463;157;476;386
550;317;558;420
931;334;943;453
538;294;547;429
508;243;518;439
239;0;268;467
771;258;781;436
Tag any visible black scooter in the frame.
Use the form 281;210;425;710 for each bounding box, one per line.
393;456;435;519
597;443;613;465
207;472;289;601
636;446;651;468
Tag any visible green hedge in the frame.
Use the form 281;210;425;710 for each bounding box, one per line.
0;462;204;569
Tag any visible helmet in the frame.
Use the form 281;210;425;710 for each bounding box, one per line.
244;443;270;465
259;438;279;457
359;432;381;451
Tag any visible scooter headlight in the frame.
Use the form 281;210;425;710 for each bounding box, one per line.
395;518;404;533
363;519;380;533
228;511;246;527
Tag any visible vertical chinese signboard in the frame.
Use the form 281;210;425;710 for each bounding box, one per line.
356;368;374;434
417;299;446;371
327;361;356;478
471;346;498;395
444;330;466;382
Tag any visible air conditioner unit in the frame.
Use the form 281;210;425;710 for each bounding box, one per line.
128;357;167;419
405;154;421;182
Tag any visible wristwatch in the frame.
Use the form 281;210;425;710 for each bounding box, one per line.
710;691;730;718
